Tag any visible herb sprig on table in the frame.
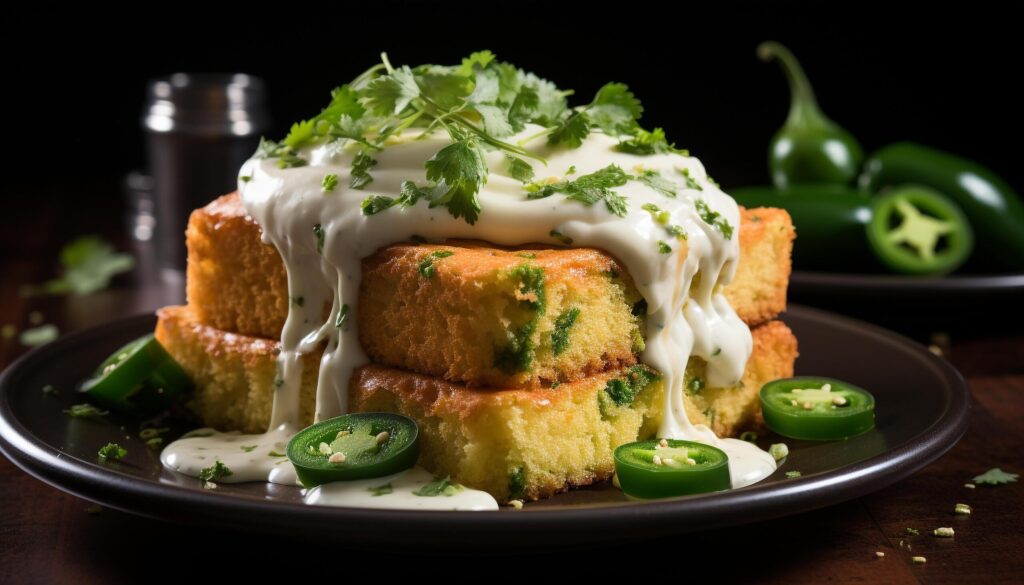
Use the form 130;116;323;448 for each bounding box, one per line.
256;50;681;224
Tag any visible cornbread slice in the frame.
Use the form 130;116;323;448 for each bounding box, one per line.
154;305;797;502
185;193;794;387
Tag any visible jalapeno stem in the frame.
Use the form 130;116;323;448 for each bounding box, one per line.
758;41;823;127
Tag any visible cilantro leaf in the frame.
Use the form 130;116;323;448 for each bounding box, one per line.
98;442;127;461
457;50;496;76
527;164;631;217
363;65;420;116
973;468;1019;485
37;236;134;296
586;82;642;136
695;199;734;239
350;151;377;189
617;127;687;155
547;111;590;148
361;195;398;216
284;85;364;149
425;139;487;224
506;155;535;183
638;169;677;198
198;460;233;483
413;475;466;497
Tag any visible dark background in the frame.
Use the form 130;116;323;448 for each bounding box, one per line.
6;2;1022;194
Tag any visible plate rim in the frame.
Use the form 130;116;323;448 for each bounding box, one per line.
0;306;971;545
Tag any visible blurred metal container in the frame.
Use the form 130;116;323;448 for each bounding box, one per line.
143;73;269;282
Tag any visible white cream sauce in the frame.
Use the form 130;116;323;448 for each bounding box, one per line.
163;122;776;502
305;466;498;511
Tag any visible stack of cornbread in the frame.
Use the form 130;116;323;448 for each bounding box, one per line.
155;192;798;502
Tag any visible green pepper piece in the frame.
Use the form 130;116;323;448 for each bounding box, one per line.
80;334;192;416
730;184;877;271
614;439;731;499
865;185;974;276
760;377;875;441
758;41;863;188
287;413;419;487
859;142;1024;270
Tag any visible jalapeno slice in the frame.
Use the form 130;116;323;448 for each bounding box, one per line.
866;185;974;276
614;439;731;499
760;377;875;441
80;334;192;415
287;413;420;487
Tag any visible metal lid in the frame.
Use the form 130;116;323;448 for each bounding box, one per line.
142;73;269;137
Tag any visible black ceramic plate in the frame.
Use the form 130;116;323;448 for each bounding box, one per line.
0;306;969;550
791;270;1024;298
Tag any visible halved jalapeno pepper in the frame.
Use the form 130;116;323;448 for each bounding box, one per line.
287;413;419;487
80;334;192;416
760;377;875;441
866;185;974;276
614;439;731;499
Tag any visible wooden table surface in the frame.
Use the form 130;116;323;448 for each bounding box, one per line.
2;185;1022;583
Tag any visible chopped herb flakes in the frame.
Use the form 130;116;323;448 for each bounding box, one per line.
785;471;802;478
657;240;672;254
97;442;126;461
413;475;465;497
240;445;257;453
549;230;573;245
551;307;580;356
321;174;339;192
418;250;455;278
739;431;758;443
905;527;920;536
506;155;535;183
335;304;350;330
199;461;233;484
617;128;687;155
350;151;377;189
64;403;108;419
603;365;660;408
638;170;677;198
695;199;734;240
526;164;631;217
313;224;325;254
973;468;1018;485
368;483;394;496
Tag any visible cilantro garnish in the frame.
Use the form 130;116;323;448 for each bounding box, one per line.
97;442;126;461
413;475;465;497
257;51;695;224
616;127;688;155
695;199;734;240
973;468;1018;485
638;170;677;198
64;403;108;419
368;483;393;496
198;460;233;483
526;164;632;217
321;173;339;192
30;236;134;297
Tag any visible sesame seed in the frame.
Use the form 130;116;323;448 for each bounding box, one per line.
376;431;390;445
821;383;832;392
653;455;663;466
658;438;669;448
508;499;524;510
686;458;697;466
336;430;351;439
955;503;972;515
875;551;885;558
912;556;926;564
934;527;954;537
832;395;847;406
328;452;347;464
204;481;218;490
964;483;976;489
318;442;333;455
